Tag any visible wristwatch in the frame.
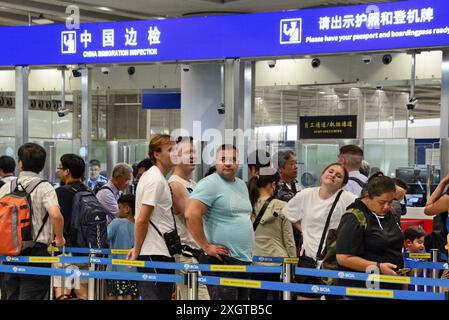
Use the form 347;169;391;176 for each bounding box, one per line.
376;262;381;272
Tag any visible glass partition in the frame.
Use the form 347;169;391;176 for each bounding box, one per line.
363;139;410;177
0;137;15;158
262;138;414;189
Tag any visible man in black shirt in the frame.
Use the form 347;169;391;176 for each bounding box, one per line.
54;153;89;300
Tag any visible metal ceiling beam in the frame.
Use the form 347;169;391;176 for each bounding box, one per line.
0;11;29;24
0;0;153;22
51;0;160;19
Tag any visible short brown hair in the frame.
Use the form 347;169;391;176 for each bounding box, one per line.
339;145;363;157
148;134;172;163
339;145;364;167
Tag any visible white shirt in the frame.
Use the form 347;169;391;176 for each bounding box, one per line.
283;187;357;259
343;171;368;197
168;174;199;250
135;165;174;257
0;175;16;184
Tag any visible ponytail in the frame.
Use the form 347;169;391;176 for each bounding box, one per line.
248;169;280;209
248;176;260;209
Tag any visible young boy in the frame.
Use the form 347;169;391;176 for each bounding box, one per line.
105;194;139;300
404;226;426;291
405;226;426;254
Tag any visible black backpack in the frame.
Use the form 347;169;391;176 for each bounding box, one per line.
92;182;108;195
68;185;108;249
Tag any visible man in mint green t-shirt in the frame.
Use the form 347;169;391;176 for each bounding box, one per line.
186;144;254;300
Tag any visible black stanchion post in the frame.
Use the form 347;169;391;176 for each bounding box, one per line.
282;262;292;300
187;271;199;300
431;249;439;293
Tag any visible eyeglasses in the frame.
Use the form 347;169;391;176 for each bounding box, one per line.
57;166;65;170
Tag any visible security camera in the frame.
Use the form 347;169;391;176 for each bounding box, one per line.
127;66;135;75
57;108;70;117
217;103;225;115
382;54;393;65
361;55;372;64
181;64;190;72
267;60;276;68
101;67;110;75
311;58;321;68
407;98;418;110
72;69;82;77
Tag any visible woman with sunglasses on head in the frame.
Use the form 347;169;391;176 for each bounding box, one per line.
336;176;404;298
247;167;297;300
283;162;357;300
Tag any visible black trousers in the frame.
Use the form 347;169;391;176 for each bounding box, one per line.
250;272;282;300
3;243;51;300
199;253;251;300
137;255;175;300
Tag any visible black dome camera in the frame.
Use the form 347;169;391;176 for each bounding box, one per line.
311;58;321;68
127;66;135;75
382;54;393;65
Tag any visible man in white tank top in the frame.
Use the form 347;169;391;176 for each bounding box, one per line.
168;136;210;300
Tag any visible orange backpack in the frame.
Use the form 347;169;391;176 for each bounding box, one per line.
0;179;48;255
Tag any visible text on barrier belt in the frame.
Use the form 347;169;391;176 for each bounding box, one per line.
199;276;445;300
0;255;282;274
294;267;449;288
3;255;449;288
0;263;444;300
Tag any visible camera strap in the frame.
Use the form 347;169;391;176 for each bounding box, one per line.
149;183;179;238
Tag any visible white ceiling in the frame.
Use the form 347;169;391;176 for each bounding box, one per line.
0;0;398;25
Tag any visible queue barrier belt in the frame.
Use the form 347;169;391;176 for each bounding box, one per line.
199;276;444;300
403;252;449;261
404;260;449;270
2;254;449;289
0;262;445;300
294;267;449;288
45;248;449;265
0;263;182;284
0;255;282;274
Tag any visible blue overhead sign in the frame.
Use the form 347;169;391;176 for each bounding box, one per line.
142;92;181;109
0;0;448;66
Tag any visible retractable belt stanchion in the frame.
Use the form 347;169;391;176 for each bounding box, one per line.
49;245;54;300
414;269;418;292
88;253;95;300
187;271;199;300
423;258;428;292
61;246;66;298
432;249;439;293
98;262;105;300
282;262;292;300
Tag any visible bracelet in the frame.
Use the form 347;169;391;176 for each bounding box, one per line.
376;262;381;271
